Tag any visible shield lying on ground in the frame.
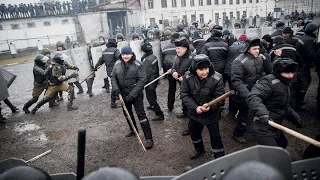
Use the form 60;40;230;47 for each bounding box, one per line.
71;46;92;81
0;158;28;174
130;40;144;61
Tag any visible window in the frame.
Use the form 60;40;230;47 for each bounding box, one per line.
161;0;167;7
182;15;187;24
215;13;219;24
200;14;204;23
0;25;3;30
237;11;240;20
148;0;154;9
230;12;234;19
62;19;69;24
181;0;186;7
249;0;252;3
256;0;259;2
44;21;51;26
243;11;247;18
243;0;246;3
190;0;195;6
214;0;218;4
222;0;226;4
27;22;36;28
150;18;155;27
207;0;212;5
229;0;233;4
223;12;226;22
11;24;20;29
199;0;203;6
191;14;196;22
172;0;177;7
236;0;239;4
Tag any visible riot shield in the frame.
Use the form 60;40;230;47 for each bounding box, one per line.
161;40;171;51
1;67;17;88
117;41;128;52
256;17;261;28
0;158;28;174
130;40;144;61
71;46;92;81
246;28;261;39
233;29;245;39
203;34;211;41
59;49;78;83
150;40;162;73
91;46;106;80
248;16;253;27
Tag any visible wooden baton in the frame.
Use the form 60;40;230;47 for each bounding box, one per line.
119;95;147;152
203;90;235;108
144;72;169;88
26;150;51;163
80;65;101;84
268;121;320;148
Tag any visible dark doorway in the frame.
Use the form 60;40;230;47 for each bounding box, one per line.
107;11;127;37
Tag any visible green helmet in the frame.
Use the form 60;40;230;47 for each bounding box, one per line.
56;41;64;48
116;33;124;41
154;28;160;36
189;25;196;30
132;33;139;40
164;30;172;36
177;23;184;31
92;41;101;47
164;26;172;32
41;48;51;56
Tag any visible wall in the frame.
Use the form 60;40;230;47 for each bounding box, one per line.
0;16;76;52
141;0;276;30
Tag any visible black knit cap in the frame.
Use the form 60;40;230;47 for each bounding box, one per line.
273;36;285;45
262;34;272;43
282;27;293;34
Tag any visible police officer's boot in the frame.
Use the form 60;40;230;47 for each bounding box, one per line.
190;140;205;159
23;98;38;114
49;94;59;109
104;78;110;93
3;99;19;113
67;86;78;111
31;97;51;114
75;81;84;94
86;77;94;97
140;119;153;149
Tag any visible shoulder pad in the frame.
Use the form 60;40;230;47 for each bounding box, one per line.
259;54;266;60
134;60;143;66
271;79;280;84
185;71;193;79
212;72;222;81
240;57;248;64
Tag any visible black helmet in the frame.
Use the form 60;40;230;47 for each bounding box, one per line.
305;23;319;32
35;54;49;65
276;20;285;29
116;33;124;41
211;29;222;37
53;52;67;65
0;166;52;180
141;39;153;52
82;166;139;180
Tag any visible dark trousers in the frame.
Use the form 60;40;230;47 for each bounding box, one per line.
189;119;224;158
296;71;311;106
122;95;152;140
254;130;288;149
224;73;237;112
167;74;176;110
145;85;164;117
233;101;248;137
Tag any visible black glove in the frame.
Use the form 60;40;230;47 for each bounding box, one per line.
93;66;98;71
69;72;78;79
114;89;120;97
73;66;79;71
291;110;304;128
258;115;271;125
125;95;134;104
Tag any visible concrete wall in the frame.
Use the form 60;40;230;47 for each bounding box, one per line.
141;0;276;30
0;16;76;52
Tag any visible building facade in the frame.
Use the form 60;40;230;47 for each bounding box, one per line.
140;0;276;29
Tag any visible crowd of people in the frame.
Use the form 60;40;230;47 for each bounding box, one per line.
0;0;100;20
0;14;319;179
